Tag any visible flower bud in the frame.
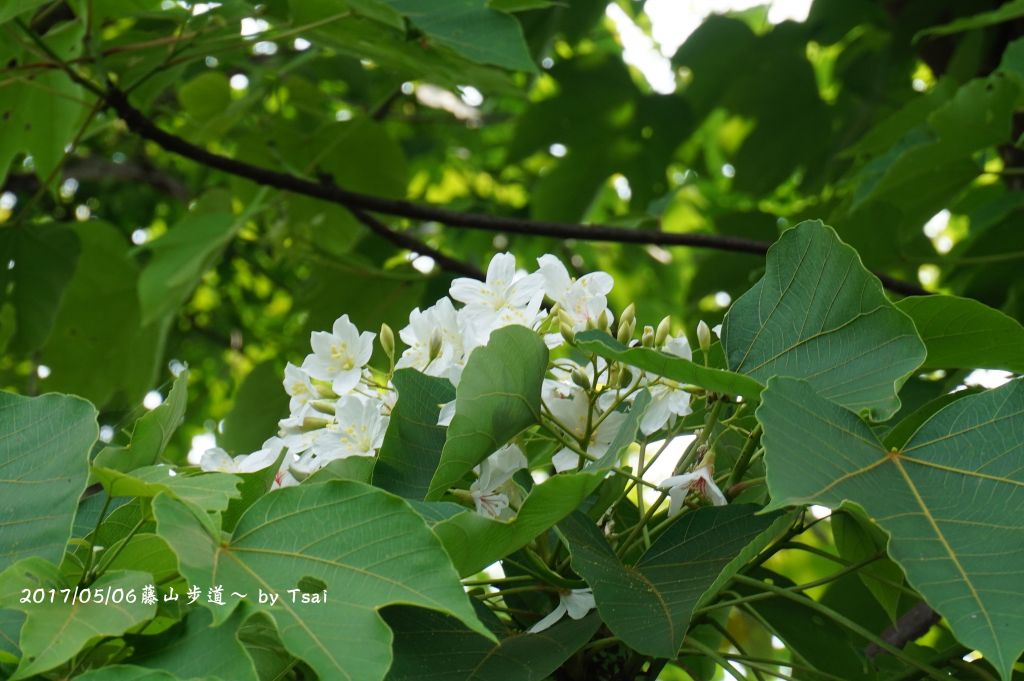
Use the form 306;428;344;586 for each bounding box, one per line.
301;416;331;431
617;366;633;388
619;303;636;329
641;325;655;347
380;323;395;361
598;309;611;333
655;316;671;347
558;309;575;330
560;321;576;345
570;367;592;391
616;318;633;344
428;328;444;362
697;320;712;353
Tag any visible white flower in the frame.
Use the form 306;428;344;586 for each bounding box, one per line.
528;588;596;633
437;399;456;427
302;314;374;395
546;386;627;473
537;254;613;331
312;394;389;461
200;437;285;475
450;253;545;347
659;466;727;516
470;444;527;520
283;362;317;415
397;297;464;379
640;335;694;435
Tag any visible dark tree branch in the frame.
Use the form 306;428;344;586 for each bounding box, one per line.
103;86;928;296
3;156;192;201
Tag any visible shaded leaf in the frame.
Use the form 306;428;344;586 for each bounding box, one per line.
384;606;599;681
558;506;785;658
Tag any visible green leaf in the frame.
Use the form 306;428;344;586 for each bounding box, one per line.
0;391;97;572
130;606;258;681
0;558;156;680
374;369;455;499
0;609;22;664
384;606;600;680
433;471;605;576
219;361;289;455
94;370;189;473
722;220;926;420
153;481;493;681
93;466;242;518
882;387;981;450
41;222;163;408
138;211;238;325
915;0;1024;40
0;224;80;352
575;331;764;401
76;665;220;681
427;326;547;500
558;506;784;658
386;0;535;71
831;509;904;622
758;376;1024;681
177;71;232;122
897;295;1024;373
0;0;50;24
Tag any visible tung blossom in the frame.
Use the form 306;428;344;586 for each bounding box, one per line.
537;254;613;331
302;314;375;395
659;466;727;516
470;444;528;520
528;588;596;633
640;334;695;435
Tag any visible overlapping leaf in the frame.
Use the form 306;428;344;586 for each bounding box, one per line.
759;376;1024;680
384;606;599;681
0;391;97;571
153;480;492;681
0;558;156;680
722;221;925;419
558;506;786;658
427;326;547;500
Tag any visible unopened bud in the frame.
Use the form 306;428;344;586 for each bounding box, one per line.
570;367;592;391
560;322;576;345
616;318;633;344
598;310;611;332
655;316;671;347
428;328;443;361
380;323;395;361
641;325;655;347
619;303;636;329
558;309;575;329
618;367;633;388
301;416;331;431
697;320;712;353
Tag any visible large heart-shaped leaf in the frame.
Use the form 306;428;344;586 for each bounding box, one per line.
0;391;97;572
0;558;156;680
722;221;925;419
427;326;547;500
153;480;492;681
758;376;1024;680
558;506;787;658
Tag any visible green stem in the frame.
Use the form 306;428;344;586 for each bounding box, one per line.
728;423;762;488
683;637;750;681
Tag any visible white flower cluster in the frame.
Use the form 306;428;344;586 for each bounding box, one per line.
201;252;720;517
